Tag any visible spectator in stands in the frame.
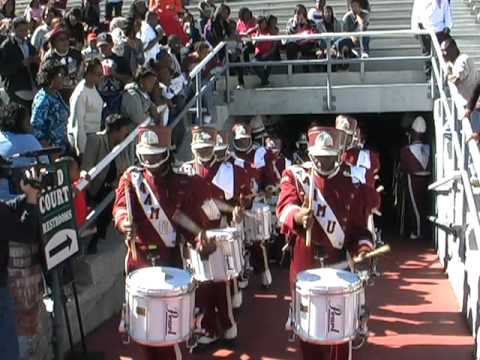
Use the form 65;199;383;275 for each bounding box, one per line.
324;6;343;33
31;58;70;151
105;0;123;22
139;10;164;63
0;16;39;109
83;0;101;29
0;0;14;20
205;3;231;47
308;0;326;32
116;16;145;76
43;26;84;102
64;7;85;50
411;0;452;77
198;0;216;34
81;114;133;254
0;172;40;360
68;59;105;158
166;34;183;75
285;5;319;66
267;15;281;61
237;7;257;36
121;65;159;124
31;5;61;52
97;32;133;118
253;16;276;86
52;0;68;11
182;11;202;45
128;0;148;21
441;38;478;120
156;5;189;46
0;103;43;201
150;0;184;14
24;0;43;27
225;19;246;89
82;32;101;61
342;0;370;57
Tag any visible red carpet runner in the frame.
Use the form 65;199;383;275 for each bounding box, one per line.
85;239;474;359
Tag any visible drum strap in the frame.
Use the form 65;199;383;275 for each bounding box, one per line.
131;171;177;248
293;167;345;249
357;149;371;169
212;161;235;200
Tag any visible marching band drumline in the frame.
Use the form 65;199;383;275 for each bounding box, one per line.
112;115;391;360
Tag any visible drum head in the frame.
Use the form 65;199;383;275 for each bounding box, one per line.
206;227;239;240
127;266;194;297
296;268;361;295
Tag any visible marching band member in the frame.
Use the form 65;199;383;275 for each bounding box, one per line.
293;133;309;164
230;122;273;288
399;116;431;240
113;125;215;360
276;126;379;360
181;126;241;346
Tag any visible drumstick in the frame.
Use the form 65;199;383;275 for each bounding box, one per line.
353;244;391;264
125;182;137;261
305;166;314;248
172;210;203;236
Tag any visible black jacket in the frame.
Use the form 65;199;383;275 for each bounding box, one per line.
0;36;38;94
0;195;39;287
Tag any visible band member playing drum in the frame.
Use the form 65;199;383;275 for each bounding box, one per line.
112;125;215;360
337;116;380;189
180;126;243;346
230;122;274;288
276;126;379;360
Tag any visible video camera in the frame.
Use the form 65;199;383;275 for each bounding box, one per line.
0;147;62;194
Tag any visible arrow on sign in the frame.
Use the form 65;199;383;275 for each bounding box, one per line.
49;235;73;258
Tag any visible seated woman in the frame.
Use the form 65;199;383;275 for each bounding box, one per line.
285;4;320;71
253;16;277;86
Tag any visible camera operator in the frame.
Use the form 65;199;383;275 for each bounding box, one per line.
0;103;43;201
0;179;40;360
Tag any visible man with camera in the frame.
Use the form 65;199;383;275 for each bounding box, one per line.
0;178;40;360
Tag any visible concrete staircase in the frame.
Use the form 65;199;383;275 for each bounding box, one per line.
451;0;480;68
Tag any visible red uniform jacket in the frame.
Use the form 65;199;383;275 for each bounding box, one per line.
180;160;252;230
113;166;192;265
400;143;431;176
343;148;380;188
233;145;275;191
276;164;379;285
264;154;292;188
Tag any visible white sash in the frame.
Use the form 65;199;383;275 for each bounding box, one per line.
357;149;371;169
212;162;235;200
254;147;267;169
350;165;367;184
292;167;345;249
131;171;177;247
409;144;430;170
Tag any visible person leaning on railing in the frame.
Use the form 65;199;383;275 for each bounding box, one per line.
81;114;133;253
441;37;478;121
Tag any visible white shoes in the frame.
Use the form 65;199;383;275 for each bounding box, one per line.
261;269;272;287
232;289;243;309
224;323;238;339
197;334;219;345
238;274;249;289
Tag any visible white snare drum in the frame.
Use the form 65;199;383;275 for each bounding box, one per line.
187;227;243;282
293;268;364;345
125;266;195;346
244;203;272;242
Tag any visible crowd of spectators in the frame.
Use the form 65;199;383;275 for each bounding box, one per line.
0;0;374;243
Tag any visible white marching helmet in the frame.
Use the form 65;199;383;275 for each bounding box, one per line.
335;115;358;149
411;116;427;133
250;115;267;143
232;123;252;152
308;126;346;175
296;133;308;149
191;126;217;162
214;132;229;162
136;125;172;169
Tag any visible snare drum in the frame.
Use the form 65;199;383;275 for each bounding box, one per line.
125;266;196;346
244;203;272;242
186;227;243;282
293;268;363;345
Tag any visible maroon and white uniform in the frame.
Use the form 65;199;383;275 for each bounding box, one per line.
399;142;431;239
343;147;380;189
113;166;190;360
276;163;379;360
